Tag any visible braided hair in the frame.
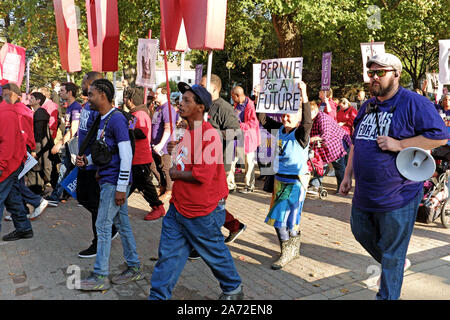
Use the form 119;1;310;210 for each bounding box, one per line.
91;79;115;103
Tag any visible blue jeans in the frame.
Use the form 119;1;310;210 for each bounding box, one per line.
18;177;42;208
0;165;32;233
350;190;422;300
149;202;242;300
93;183;139;276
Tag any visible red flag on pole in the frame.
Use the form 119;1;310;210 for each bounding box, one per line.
0;43;26;87
86;0;120;72
53;0;82;72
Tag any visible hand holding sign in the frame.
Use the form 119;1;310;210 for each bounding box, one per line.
256;57;303;114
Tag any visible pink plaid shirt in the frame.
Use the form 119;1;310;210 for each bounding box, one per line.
311;111;351;164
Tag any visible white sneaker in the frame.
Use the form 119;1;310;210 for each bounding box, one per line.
4;215;12;221
376;258;412;288
29;199;48;220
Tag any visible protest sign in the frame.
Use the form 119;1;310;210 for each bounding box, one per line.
253;63;261;95
425;73;440;94
256;57;303;114
18;152;38;180
136;39;158;87
195;64;203;85
360;42;385;83
0;43;26;87
321;52;332;91
60;167;78;199
439;39;450;84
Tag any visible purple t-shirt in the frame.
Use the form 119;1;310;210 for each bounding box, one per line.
151;102;179;154
96;110;132;186
65;101;82;134
352;86;448;212
78;103;98;170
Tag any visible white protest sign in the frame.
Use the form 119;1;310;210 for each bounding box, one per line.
18;152;37;180
439;39;450;84
425;73;440;94
252;63;261;95
360;42;385;83
136;39;158;88
256;57;303;114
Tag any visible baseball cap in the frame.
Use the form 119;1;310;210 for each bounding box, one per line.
177;82;212;112
2;83;22;96
366;53;402;72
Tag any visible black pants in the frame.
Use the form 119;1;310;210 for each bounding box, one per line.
76;169;117;246
129;163;163;208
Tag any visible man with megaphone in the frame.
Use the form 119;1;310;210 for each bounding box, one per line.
339;53;449;300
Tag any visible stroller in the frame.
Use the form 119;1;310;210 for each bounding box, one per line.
416;145;450;228
307;140;328;200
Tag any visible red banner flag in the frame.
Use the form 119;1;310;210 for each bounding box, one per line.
53;0;82;72
160;0;227;51
86;0;120;72
0;43;26;87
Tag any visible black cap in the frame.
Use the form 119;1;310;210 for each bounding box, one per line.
177;82;212;112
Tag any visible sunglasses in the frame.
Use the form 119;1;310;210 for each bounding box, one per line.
367;69;396;78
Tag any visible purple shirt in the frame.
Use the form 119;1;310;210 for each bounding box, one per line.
65;101;82;134
96;110;132;186
151;102;179;154
352;86;448;212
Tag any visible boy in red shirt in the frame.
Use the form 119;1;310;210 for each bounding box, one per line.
149;82;243;300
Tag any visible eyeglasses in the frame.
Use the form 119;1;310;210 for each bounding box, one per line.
367;69;396;78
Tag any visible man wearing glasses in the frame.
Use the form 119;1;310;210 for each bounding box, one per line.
340;53;448;300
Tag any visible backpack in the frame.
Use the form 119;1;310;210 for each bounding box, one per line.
79;108;136;165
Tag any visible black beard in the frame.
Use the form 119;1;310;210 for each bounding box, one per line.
369;77;395;97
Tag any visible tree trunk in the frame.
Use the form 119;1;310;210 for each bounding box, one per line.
272;13;302;58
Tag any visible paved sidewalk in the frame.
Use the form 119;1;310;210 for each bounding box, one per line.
0;175;449;300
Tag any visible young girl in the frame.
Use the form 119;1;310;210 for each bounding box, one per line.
257;81;312;270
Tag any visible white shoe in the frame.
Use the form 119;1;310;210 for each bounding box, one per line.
376;258;412;288
29;199;48;220
4;215;12;221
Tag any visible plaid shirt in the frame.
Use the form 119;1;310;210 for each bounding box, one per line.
311;111;351;164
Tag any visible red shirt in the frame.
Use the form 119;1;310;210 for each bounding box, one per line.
0;104;27;182
0;101;35;151
336;106;358;135
170;121;228;218
131;109;153;165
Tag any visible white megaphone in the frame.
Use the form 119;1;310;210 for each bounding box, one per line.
396;147;436;182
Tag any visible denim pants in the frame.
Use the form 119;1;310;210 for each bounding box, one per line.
18;177;42;208
149;202;242;300
0;165;32;233
350;190;422;300
93;183;139;276
310;155;347;192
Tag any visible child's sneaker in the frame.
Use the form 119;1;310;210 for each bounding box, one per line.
79;273;110;291
111;265;145;285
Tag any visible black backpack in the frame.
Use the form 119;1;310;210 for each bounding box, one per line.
79;108;136;165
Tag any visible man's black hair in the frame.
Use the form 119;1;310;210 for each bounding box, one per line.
91;79;115;103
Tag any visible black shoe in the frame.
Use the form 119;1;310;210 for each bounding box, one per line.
188;249;201;260
78;243;97;258
225;223;246;243
218;288;244;300
2;229;33;241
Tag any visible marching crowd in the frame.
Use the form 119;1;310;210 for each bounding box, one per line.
0;52;449;300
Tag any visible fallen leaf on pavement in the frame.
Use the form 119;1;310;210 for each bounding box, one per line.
340;289;349;293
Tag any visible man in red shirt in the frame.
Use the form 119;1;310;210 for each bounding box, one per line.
123;87;165;221
0;96;33;241
149;82;243;300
